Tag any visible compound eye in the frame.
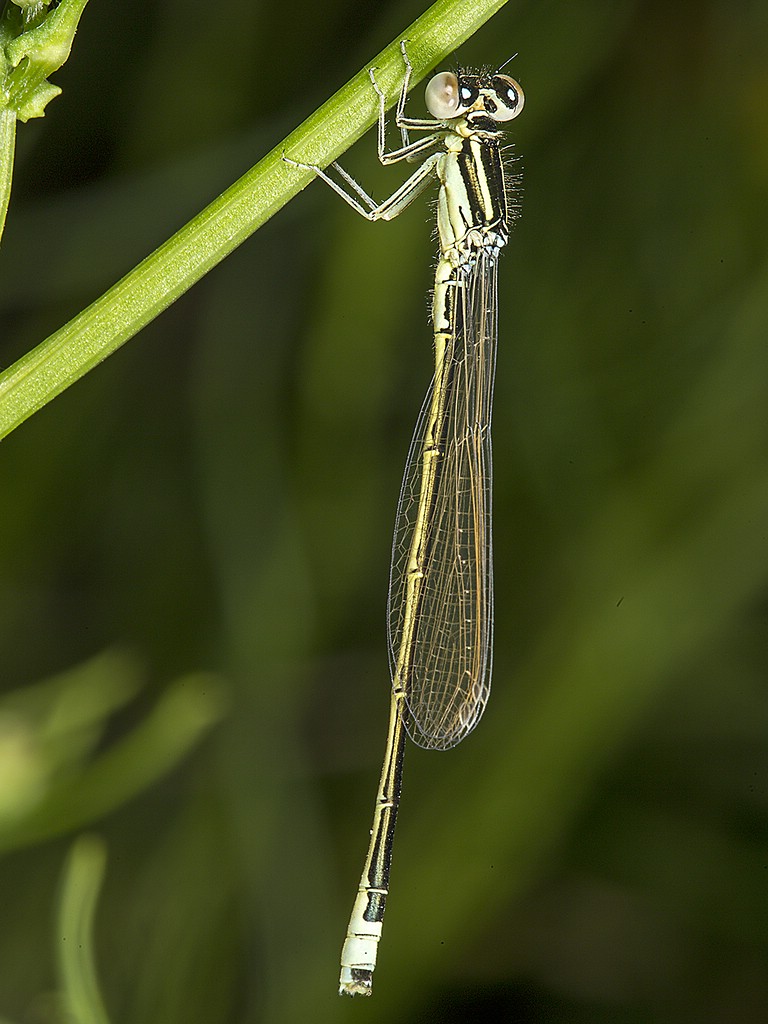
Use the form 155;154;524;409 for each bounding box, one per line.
492;75;525;121
425;71;461;119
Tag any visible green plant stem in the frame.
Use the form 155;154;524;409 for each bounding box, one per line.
0;0;514;440
0;106;15;244
57;835;111;1024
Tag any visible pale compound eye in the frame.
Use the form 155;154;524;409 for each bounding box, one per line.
425;71;461;119
491;75;524;121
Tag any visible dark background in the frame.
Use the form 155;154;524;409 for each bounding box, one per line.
1;1;767;1021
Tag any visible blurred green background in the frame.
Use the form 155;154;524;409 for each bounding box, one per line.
1;0;768;1021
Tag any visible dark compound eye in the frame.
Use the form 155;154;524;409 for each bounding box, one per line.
491;75;525;122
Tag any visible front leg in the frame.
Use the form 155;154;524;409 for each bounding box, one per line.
371;41;445;165
370;39;414;155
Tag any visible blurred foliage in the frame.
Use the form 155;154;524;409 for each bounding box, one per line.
0;0;767;1022
56;835;110;1024
0;652;226;854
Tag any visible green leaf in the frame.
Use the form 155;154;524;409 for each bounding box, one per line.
2;0;90;122
0;655;228;852
0;0;90;242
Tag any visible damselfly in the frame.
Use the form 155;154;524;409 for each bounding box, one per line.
285;42;524;996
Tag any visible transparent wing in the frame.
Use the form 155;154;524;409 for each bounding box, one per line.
387;250;498;751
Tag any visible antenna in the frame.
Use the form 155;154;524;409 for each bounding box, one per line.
496;52;519;73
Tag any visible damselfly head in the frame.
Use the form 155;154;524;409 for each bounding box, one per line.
425;70;524;125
